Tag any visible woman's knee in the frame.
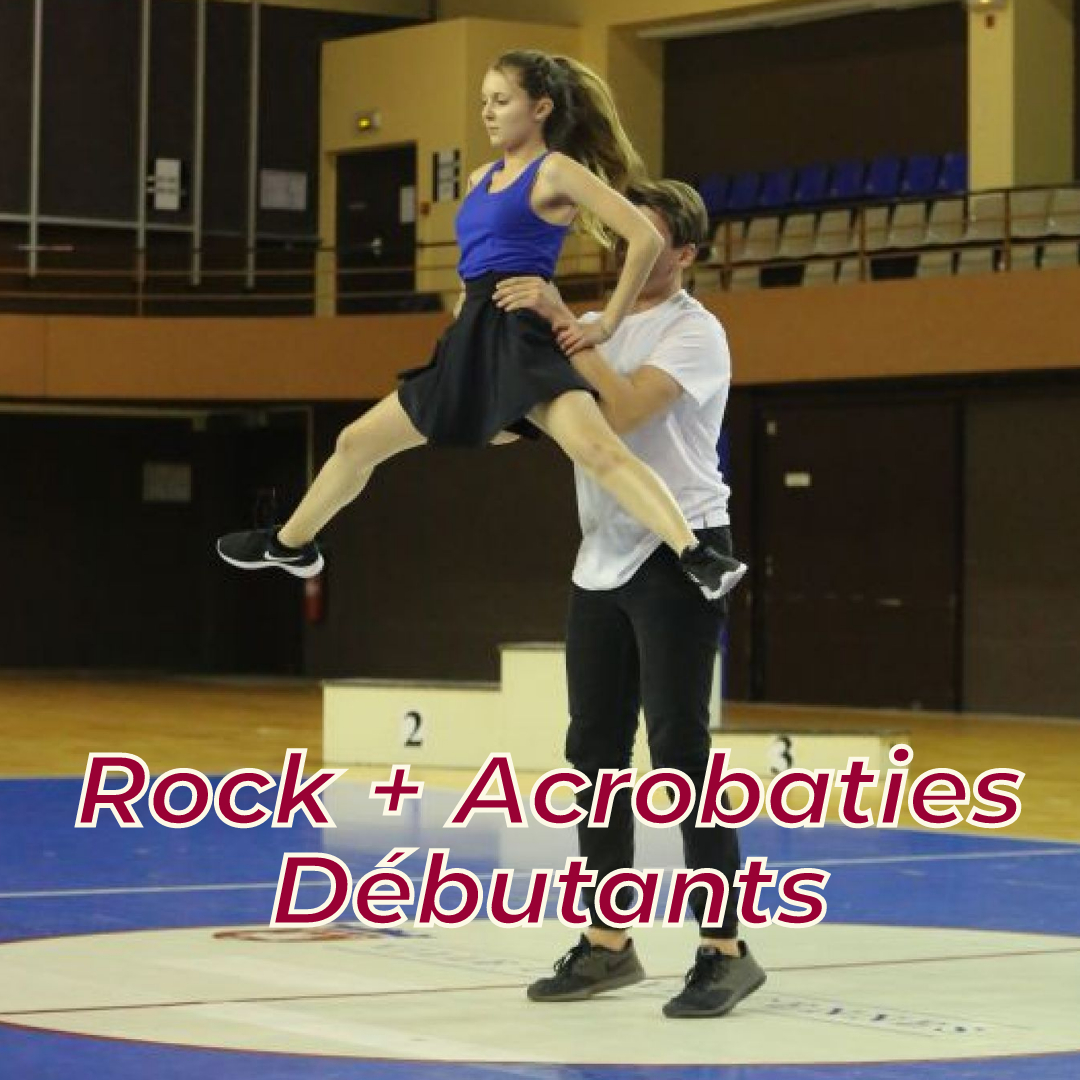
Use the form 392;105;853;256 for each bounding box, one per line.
566;429;631;480
544;395;627;477
334;394;424;465
334;422;371;462
335;405;397;461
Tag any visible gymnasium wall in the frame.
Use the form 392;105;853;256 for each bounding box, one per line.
0;0;414;308
964;393;1080;716
4;266;1080;401
663;5;967;181
0;410;307;673
3;381;1078;717
0;0;413;228
1009;0;1074;186
438;0;581;25
288;381;1080;721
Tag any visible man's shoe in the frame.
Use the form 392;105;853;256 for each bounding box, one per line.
216;526;323;580
663;941;766;1018
527;935;646;1002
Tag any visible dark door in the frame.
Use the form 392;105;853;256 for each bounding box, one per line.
198;413;309;675
335;144;416;314
0;411;307;675
755;397;960;709
720;390;755;701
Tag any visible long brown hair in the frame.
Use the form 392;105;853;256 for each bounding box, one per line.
494;49;647;247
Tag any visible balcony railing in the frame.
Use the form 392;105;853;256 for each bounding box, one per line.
1;182;1077;316
695;182;1080;290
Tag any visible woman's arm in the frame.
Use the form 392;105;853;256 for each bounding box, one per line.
542;153;663;351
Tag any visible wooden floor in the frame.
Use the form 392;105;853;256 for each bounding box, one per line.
0;674;323;779
2;674;1077;841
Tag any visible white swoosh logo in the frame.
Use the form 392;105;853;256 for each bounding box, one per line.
264;548;303;563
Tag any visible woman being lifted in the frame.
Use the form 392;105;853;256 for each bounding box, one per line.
217;50;746;601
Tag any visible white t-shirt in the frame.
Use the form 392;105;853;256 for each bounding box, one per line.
573;290;732;591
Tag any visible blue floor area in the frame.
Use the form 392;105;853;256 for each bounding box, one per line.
2;1025;1080;1080
2;776;1078;1079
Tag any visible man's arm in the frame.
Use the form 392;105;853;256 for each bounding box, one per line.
567;352;682;436
492;276;683;435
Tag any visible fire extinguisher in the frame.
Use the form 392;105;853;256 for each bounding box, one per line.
304;569;325;624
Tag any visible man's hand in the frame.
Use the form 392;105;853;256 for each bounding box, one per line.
555;317;612;357
492;276;573;327
492;275;612;356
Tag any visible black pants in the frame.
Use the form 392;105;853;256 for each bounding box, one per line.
565;526;741;939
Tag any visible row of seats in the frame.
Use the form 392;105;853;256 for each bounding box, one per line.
705;188;1080;265
695;153;968;215
695;241;1080;291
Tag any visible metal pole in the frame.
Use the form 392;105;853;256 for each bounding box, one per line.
135;0;151;312
28;0;44;279
245;0;261;290
191;0;206;286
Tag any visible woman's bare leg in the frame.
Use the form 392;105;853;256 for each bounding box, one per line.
277;392;426;547
529;390;697;555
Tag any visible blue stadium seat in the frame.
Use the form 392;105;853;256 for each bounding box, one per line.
901;154;940;197
864;156;902;200
937;152;968;195
827;160;864;202
697;173;729;216
793;164;829;207
758;169;795;210
726;171;760;213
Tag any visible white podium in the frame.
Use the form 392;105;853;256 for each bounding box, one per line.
323;643;891;776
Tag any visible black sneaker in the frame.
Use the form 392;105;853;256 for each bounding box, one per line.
679;544;748;601
216;526;323;579
663;941;766;1019
527;935;646;1002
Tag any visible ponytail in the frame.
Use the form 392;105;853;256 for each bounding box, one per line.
494;50;648;247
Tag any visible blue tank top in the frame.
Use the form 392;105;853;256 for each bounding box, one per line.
455;152;571;281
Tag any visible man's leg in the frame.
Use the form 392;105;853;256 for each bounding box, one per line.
527;583;646;1001
625;528;766;1017
565;583;641;942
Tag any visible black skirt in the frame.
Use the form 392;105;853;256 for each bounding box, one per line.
396;271;598;448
